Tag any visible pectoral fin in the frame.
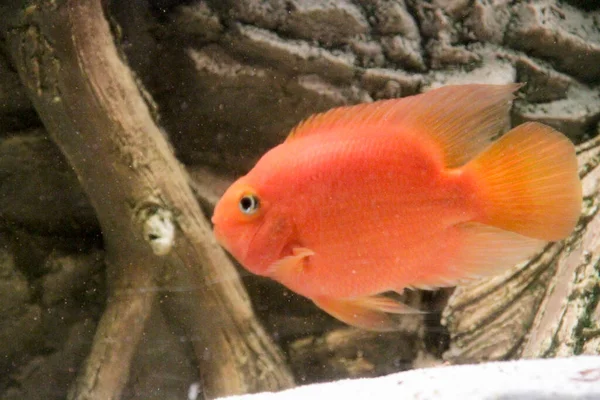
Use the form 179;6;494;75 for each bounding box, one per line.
267;247;314;284
313;295;422;332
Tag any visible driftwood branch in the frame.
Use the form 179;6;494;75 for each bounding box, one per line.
1;0;293;398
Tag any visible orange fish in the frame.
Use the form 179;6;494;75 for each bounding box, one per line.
212;84;581;331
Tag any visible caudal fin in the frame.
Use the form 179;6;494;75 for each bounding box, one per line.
464;122;581;241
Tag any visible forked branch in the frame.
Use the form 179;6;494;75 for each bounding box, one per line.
1;0;294;398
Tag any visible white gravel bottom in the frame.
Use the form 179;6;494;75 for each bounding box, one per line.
217;356;600;400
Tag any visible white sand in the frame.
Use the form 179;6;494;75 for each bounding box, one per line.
218;356;600;400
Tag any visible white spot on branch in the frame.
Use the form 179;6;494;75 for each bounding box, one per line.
188;382;201;400
139;206;175;256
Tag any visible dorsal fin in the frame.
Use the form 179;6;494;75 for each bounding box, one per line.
285;84;522;167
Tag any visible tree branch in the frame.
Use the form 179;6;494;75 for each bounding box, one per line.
2;0;294;398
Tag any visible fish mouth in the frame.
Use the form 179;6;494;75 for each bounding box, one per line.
212;225;229;251
211;216;264;264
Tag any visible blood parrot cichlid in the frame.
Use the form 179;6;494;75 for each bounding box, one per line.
211;84;582;331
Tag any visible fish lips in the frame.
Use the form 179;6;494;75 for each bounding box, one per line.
212;223;229;251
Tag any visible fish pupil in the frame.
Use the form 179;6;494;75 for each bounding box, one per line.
239;194;259;214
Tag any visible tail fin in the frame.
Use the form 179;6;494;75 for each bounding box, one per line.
464;122;581;241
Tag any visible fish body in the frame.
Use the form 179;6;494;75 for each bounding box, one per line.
212;84;582;331
239;128;470;299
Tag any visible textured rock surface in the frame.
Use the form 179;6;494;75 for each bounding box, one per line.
505;2;600;82
0;53;37;132
0;239;42;373
0;233;104;400
0;130;97;234
110;0;600;174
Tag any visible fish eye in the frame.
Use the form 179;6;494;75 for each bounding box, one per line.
239;193;260;215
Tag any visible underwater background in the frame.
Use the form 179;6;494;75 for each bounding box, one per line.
0;0;599;399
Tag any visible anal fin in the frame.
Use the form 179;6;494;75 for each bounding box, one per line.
313;295;422;332
407;222;545;290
